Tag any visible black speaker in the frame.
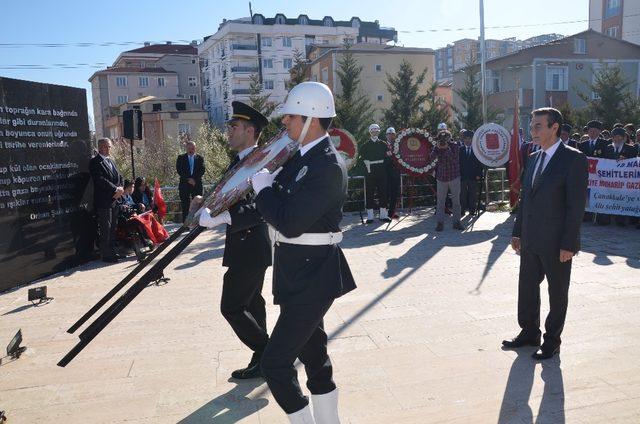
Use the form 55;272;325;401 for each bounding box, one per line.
123;109;143;140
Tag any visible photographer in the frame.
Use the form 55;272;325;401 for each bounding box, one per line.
429;130;463;231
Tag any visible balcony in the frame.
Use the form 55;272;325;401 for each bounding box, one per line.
232;43;258;50
232;89;251;95
231;66;259;73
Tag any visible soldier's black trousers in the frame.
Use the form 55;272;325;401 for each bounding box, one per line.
387;167;401;215
365;167;388;209
260;300;335;414
517;249;572;348
221;266;269;355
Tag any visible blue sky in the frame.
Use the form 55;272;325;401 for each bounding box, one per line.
0;0;589;126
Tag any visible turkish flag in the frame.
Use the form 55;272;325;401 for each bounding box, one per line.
132;212;169;244
588;158;598;174
508;93;522;208
153;178;167;220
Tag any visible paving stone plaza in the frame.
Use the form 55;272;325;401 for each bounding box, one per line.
1;210;639;423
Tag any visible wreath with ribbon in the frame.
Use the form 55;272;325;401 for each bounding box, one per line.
391;128;438;176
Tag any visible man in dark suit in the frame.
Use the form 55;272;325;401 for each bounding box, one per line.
197;102;271;380
459;129;484;215
89;138;124;263
176;141;205;222
503;107;588;360
251;82;356;423
560;124;578;148
578;120;608;224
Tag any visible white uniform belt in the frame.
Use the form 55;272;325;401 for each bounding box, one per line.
367;160;384;165
273;230;343;246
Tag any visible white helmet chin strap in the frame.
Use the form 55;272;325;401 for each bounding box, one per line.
297;116;313;146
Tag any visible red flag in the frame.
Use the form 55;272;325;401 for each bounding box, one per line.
508;92;522;208
153;178;167;219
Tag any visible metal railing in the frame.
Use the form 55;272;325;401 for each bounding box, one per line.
231;44;258;50
231;66;259;73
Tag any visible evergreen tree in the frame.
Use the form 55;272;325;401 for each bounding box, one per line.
383;60;429;129
248;73;277;117
452;64;502;131
334;43;373;142
577;63;640;128
287;49;309;89
420;81;450;133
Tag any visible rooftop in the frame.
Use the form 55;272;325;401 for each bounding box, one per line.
123;44;198;55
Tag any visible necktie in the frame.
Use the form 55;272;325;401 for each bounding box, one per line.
467;147;471;156
532;151;546;188
189;155;194;175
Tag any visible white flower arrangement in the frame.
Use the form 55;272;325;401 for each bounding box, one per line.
392;128;438;175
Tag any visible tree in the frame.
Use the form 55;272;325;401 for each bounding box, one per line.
452;64;502;131
287;49;308;89
383;60;429;129
420;81;450;133
248;73;281;143
334;43;374;142
576;63;640;128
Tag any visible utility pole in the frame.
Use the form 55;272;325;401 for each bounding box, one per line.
479;0;487;124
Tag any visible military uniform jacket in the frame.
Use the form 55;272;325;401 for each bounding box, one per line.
360;139;389;172
603;143;638;160
255;137;357;305
222;153;272;269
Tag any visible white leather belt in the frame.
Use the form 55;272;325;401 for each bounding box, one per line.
271;229;343;246
364;159;384;173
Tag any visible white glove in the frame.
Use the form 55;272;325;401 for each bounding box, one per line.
363;160;371;173
199;208;231;228
251;167;282;195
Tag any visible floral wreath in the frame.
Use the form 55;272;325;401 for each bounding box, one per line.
392;128;438;176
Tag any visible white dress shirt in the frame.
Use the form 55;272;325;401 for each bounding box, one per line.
300;133;329;156
531;139;562;186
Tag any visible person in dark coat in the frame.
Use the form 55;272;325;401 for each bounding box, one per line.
504;107;588;360
458;129;484;215
89;138;124;263
176;141;205;222
360;123;390;223
197;101;272;380
601;127;639;226
250;82;356;423
131;176;154;212
578;120;608;223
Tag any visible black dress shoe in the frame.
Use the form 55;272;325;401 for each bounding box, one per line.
502;335;541;348
532;345;560;360
365;219;374;224
231;362;263;379
380;218;392;223
436;222;444;232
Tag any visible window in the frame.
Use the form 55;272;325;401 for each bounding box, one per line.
191;59;196;64
262;37;272;47
323;17;333;27
545;66;568;91
283;58;293;70
264;80;274;90
140;61;146;68
178;123;190;136
138;76;149;87
486;70;500;93
175;102;187;111
253;15;264;25
606;26;619;38
152;103;162;112
262;58;273;69
605;0;621;18
204;59;209;67
375;64;382;72
116;76;127;87
283;37;292;47
299;16;309;25
116;95;128;104
377;94;384;102
189;94;198;104
157;77;165;87
188;76;197;87
321;68;329;83
351;18;360;28
275;15;285;25
574;38;586;54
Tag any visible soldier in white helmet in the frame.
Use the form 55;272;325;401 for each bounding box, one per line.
250;82;356;423
359;123;391;223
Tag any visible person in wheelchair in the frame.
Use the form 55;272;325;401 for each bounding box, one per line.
116;180;158;261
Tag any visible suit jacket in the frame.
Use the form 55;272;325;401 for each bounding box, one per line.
222;151;271;269
578;138;608;158
603;143;638;160
255;138;357;305
459;145;484;181
513;142;588;256
89;155;123;209
176;153;205;193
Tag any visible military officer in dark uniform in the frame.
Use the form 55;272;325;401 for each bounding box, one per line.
560;124;578;148
578;120;608;223
360;123;390;223
250;82;356;423
197;101;272;379
385;127;401;219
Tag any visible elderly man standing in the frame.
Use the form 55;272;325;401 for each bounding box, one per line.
504;107;588;360
176;141;205;222
89;138;124;263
